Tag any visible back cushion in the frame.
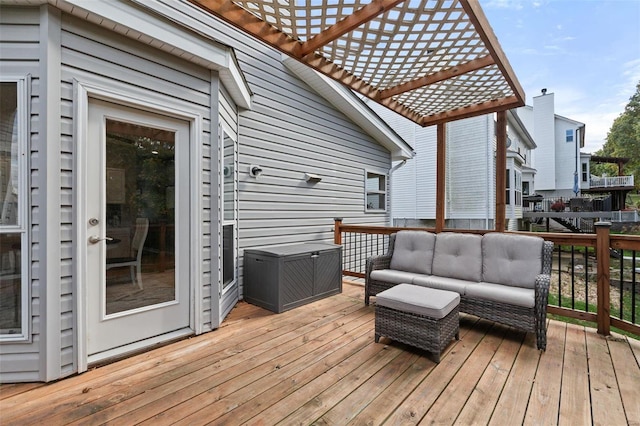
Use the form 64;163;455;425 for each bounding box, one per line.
389;231;436;275
432;233;483;282
482;232;544;288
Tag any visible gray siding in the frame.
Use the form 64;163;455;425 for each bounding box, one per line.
154;2;393;298
65;12;213;377
0;6;42;383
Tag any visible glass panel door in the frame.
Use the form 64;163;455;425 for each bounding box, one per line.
104;119;176;314
86;99;190;358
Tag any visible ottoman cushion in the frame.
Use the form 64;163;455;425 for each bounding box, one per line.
376;284;460;319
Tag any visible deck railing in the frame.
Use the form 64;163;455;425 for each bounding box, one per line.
590;175;634;188
333;218;640;338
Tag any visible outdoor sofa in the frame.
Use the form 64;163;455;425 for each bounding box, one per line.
365;230;554;350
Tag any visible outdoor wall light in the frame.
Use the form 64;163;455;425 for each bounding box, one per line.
249;165;263;178
305;173;322;183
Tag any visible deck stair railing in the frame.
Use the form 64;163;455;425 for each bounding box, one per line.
333;218;640;339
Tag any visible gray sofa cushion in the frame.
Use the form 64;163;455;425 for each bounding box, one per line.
389;230;437;275
413;275;470;295
465;282;535;308
369;269;427;286
431;232;483;282
482;232;544;289
376;284;460;319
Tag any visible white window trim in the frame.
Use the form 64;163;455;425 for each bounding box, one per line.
0;76;30;342
364;169;388;213
221;124;238;295
566;129;574;143
73;79;203;370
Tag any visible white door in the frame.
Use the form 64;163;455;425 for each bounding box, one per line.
85;99;191;360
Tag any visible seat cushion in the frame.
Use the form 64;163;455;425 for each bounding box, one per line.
376;284;460;319
482;232;544;289
369;269;427;285
389;230;437;275
412;274;469;295
464;282;535;308
431;233;483;282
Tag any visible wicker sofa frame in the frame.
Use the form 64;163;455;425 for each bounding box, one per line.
365;232;554;350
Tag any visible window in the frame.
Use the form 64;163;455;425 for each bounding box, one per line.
566;129;574;143
365;171;386;212
505;168;510;205
222;128;237;289
582;163;588;182
1;78;28;340
514;170;522;207
522;181;530;196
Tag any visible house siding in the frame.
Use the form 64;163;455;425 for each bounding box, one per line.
152;3;392;302
0;5;43;383
447;116;494;222
529;94;556;190
2;0;397;382
60;9;215;357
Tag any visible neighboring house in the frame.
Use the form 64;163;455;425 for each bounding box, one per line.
0;0;413;382
367;102;536;231
517;90;586;202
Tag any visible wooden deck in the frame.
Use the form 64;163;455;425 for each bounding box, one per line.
1;282;639;425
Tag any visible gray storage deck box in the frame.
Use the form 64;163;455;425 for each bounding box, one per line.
244;243;342;313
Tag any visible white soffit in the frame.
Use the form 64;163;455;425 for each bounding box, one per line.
55;0;252;109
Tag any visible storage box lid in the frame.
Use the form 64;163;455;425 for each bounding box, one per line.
245;243;340;257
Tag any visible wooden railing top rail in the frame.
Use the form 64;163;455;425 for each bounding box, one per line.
334;219;640;339
335;221;601;247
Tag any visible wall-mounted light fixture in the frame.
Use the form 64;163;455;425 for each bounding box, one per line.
305;173;322;183
249;165;263;178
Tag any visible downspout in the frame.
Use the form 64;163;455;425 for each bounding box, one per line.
388;159;408;226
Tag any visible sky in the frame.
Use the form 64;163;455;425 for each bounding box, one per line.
480;0;640;154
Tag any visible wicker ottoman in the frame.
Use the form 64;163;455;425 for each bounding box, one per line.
375;284;460;363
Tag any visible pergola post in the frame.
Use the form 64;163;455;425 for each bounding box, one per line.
495;110;507;232
595;221;611;336
436;123;446;232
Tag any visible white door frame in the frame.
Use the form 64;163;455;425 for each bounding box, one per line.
73;80;203;373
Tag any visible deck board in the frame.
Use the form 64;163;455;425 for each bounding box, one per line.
559;323;591;426
1;282;639;426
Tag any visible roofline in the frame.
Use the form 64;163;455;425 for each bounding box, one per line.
13;0;254;109
507;109;536;149
282;56;415;161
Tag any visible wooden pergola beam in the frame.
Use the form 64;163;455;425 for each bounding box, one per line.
190;0;424;124
422;95;522;127
436;123;446;232
297;0;405;57
379;55;495;100
459;0;525;105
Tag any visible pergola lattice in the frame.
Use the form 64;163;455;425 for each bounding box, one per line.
189;0;525;126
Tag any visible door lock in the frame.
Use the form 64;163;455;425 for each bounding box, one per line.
88;218;99;226
88;235;113;244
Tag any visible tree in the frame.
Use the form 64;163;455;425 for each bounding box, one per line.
592;81;640;191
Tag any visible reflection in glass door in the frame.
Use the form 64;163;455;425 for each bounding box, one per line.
86;99;190;359
104;120;177;314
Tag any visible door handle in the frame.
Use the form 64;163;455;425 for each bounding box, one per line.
88;235;114;244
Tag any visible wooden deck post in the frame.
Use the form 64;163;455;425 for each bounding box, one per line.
436;123;446;232
334;218;342;245
495;110;507;232
595;221;611;336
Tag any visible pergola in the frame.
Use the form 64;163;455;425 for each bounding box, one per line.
190;0;526;231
